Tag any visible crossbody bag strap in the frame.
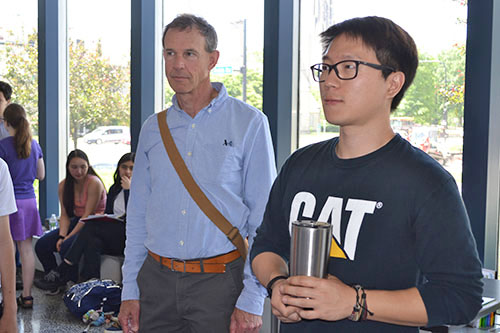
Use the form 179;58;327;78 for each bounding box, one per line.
157;110;248;260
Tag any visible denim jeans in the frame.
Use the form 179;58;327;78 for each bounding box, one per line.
34;216;80;274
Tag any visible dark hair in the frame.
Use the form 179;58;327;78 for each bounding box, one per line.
162;14;218;53
320;16;418;111
3;103;32;159
0;81;12;101
112;152;135;188
62;149;102;217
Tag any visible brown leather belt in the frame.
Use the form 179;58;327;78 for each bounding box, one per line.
148;249;240;273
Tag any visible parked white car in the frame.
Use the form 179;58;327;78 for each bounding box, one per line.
84;126;130;145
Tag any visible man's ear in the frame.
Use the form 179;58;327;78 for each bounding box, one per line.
386;71;405;99
208;50;220;71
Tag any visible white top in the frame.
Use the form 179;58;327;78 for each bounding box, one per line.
113;189;126;217
0;157;17;216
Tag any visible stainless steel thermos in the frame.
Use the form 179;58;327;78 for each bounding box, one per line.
289;220;332;278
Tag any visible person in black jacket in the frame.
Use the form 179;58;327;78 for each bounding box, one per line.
35;152;135;293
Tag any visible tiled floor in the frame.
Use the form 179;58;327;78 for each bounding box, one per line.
16;286;104;333
15;275;107;333
12;271;274;333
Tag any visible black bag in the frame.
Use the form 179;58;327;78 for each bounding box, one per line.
63;279;122;318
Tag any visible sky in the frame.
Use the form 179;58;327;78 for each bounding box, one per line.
331;0;467;55
0;0;467;66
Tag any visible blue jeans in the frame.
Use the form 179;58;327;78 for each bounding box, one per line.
35;216;80;275
65;219;126;280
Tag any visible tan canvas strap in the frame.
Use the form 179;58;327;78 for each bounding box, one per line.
157;110;247;260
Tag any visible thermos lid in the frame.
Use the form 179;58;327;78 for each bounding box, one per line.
292;220;331;229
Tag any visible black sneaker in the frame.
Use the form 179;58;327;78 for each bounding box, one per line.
34;270;65;293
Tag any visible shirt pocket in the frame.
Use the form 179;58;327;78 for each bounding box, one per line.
194;141;242;185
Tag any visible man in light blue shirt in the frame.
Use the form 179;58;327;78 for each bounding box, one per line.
119;14;276;333
0;81;12;140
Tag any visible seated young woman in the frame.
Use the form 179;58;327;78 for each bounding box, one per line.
35;153;134;292
34;149;106;291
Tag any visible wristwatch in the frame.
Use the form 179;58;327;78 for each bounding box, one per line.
266;275;288;298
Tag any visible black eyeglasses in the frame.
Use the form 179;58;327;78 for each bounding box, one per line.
310;60;395;82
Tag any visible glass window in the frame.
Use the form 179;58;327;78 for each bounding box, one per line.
163;0;264;111
298;0;467;187
0;0;39;198
68;0;131;189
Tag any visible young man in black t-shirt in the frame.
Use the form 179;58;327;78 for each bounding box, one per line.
251;16;483;332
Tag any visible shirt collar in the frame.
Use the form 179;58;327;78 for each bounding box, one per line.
170;82;228;116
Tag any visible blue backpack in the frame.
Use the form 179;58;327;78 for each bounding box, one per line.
63;279;122;318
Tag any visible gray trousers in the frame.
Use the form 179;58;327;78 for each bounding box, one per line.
137;254;244;333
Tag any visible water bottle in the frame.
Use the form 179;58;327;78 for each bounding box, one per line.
289;220;332;278
49;214;58;230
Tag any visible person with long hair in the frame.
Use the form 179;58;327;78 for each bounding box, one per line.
34;149;106;292
0;103;45;309
35;153;134;292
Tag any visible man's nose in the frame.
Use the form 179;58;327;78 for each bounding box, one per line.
172;55;185;69
323;69;340;88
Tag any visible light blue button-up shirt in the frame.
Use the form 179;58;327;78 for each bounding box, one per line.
122;83;277;315
0;120;9;140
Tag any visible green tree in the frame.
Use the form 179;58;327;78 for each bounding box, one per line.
69;39;130;147
396;54;441;125
212;69;263;110
395;46;465;128
165;69;264;111
437;45;465;127
2;32;130;147
2;31;39;132
213;73;242;100
164;84;175;106
246;69;264;110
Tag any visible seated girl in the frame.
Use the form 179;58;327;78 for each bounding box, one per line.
34;149;106;291
35;153;134;292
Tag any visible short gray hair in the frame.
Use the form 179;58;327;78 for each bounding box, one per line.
162;14;218;53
